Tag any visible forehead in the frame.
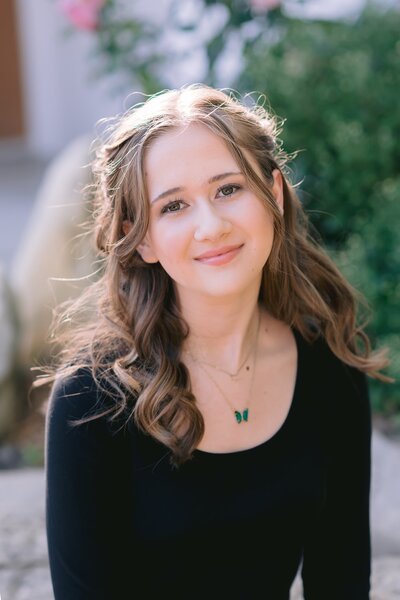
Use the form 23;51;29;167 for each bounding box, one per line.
144;123;239;189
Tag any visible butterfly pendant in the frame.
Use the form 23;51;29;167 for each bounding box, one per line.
234;409;249;424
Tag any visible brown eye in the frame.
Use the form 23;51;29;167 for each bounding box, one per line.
161;200;186;214
217;184;241;197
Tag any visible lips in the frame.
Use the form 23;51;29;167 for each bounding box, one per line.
194;244;243;260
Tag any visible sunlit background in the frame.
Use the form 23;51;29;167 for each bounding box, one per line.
0;1;399;598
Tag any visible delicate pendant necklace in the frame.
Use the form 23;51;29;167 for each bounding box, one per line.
184;309;260;379
185;308;261;424
187;335;255;379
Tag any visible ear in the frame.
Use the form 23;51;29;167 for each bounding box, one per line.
122;220;158;264
137;238;159;264
271;169;284;215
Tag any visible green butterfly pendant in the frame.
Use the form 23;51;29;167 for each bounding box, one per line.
234;409;249;424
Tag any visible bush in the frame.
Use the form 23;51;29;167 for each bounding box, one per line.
331;177;400;414
235;4;400;414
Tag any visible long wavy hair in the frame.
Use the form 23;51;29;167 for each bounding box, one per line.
37;83;391;466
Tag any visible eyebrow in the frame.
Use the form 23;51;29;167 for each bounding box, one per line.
150;171;243;204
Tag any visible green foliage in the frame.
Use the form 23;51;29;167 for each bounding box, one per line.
238;5;400;241
97;4;163;93
59;1;399;414
235;5;400;413
61;0;282;94
331;177;400;414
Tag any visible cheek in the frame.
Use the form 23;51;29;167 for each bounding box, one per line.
248;208;275;261
249;203;275;236
150;221;190;264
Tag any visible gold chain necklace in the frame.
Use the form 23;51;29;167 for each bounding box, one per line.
186;309;261;424
184;310;260;379
186;339;253;379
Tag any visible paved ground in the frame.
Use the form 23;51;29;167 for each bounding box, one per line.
0;429;399;599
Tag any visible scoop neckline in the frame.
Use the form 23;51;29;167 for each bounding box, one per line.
193;326;303;459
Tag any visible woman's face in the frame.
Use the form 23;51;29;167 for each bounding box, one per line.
136;122;283;303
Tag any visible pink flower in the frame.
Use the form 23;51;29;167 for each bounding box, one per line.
58;0;106;31
249;0;281;14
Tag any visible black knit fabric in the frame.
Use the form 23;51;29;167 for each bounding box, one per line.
45;328;371;599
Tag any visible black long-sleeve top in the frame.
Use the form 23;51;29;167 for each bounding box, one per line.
45;328;372;599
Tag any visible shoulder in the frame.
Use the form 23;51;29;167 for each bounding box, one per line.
290;329;372;473
46;367;121;435
49;367;105;411
295;327;370;418
45;368;131;508
264;312;369;403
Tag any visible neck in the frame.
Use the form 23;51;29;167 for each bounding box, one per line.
180;291;262;373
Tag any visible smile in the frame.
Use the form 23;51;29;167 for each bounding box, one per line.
194;244;243;266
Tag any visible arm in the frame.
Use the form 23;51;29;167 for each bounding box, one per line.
301;364;372;599
45;369;131;599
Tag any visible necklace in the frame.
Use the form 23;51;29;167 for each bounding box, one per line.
184;311;260;379
187;309;261;424
186;339;253;379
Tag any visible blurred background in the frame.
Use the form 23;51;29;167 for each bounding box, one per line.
1;0;398;467
0;0;399;597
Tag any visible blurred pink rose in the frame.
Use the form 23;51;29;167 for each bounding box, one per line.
249;0;281;13
59;0;106;31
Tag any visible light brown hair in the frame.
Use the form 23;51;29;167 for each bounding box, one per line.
37;83;392;466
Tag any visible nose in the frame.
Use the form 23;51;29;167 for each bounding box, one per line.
193;201;232;242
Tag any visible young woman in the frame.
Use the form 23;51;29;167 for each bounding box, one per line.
43;84;391;599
